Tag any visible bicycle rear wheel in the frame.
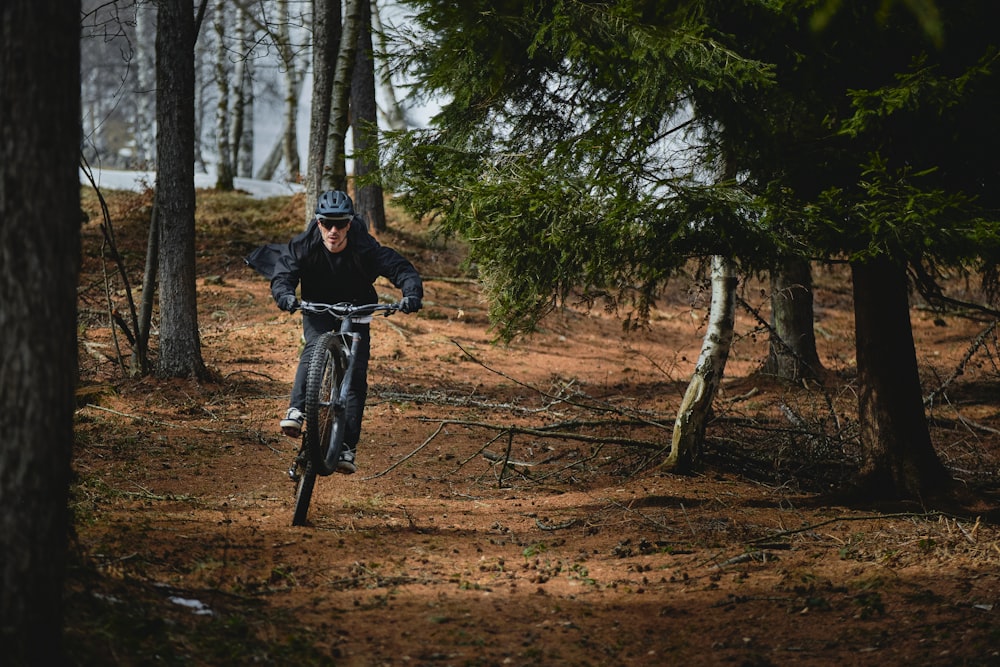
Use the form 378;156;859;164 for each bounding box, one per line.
292;461;316;526
304;332;348;476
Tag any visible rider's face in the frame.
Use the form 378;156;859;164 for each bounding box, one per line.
318;216;350;253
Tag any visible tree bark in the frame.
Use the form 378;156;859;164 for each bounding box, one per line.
156;0;208;379
351;0;387;232
851;256;950;498
663;256;737;471
306;0;341;224
762;256;823;381
133;199;159;376
0;1;80;663
213;0;234;190
230;5;254;178
322;0;363;192
277;0;301;181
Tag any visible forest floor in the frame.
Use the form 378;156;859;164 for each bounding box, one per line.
67;188;1000;666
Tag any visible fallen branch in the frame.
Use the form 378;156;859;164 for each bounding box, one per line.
746;511;948;545
419;417;665;450
376;388;565;416
80;403;248;435
536;518;578;531
483;450;537;467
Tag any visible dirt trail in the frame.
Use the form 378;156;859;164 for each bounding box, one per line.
68;197;1000;665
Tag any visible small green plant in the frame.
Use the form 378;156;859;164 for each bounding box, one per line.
523;542;548;558
568;563;596;586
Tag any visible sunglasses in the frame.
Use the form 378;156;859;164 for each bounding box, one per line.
317;216;351;230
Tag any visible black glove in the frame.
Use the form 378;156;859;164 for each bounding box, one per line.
277;294;299;313
400;296;422;314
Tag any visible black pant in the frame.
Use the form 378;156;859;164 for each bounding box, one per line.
289;312;370;449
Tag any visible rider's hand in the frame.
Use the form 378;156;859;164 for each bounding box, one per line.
400;296;422;314
277;294;299;313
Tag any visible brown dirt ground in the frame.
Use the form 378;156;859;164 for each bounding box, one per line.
68;189;1000;666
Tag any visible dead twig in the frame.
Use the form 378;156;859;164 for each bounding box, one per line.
925;319;998;407
364;421;446;480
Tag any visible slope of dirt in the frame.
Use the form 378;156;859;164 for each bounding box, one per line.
68;189;1000;666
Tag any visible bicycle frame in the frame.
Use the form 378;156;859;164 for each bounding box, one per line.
300;301;400;413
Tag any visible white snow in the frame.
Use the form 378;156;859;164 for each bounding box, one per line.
80;167;304;200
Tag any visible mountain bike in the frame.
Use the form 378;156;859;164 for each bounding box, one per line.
289;300;401;526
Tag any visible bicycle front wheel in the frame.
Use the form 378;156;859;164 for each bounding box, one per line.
304;332;348;476
292;462;317;526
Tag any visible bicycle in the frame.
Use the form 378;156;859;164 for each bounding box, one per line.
289;300;401;526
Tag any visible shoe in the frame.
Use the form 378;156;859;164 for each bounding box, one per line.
336;449;356;475
280;407;304;437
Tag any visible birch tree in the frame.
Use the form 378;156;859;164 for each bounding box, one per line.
664;256;737;470
214;0;234;190
322;0;363;192
230;4;255;178
276;0;301;180
135;0;157;166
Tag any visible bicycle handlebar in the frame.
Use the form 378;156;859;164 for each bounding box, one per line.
298;301;400;318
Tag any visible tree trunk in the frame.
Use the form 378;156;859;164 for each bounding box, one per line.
277;0;301;180
133;198;159;376
156;0;208;379
663;256;737;471
230;5;254;178
213;0;234;190
351;0;387;233
322;0;363;191
237;76;255;178
134;1;157;166
193;49;209;174
0;2;80;663
851;257;950;498
306;0;341;224
762;256;823;381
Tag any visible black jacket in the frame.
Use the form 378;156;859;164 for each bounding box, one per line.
245;216;423;306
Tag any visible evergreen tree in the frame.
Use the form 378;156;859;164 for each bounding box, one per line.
385;0;1000;498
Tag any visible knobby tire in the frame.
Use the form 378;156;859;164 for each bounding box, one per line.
304;332;348;477
292;461;316;526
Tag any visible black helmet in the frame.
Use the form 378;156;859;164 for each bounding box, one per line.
316;190;354;217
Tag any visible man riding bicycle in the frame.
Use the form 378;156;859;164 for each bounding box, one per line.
246;190;423;474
